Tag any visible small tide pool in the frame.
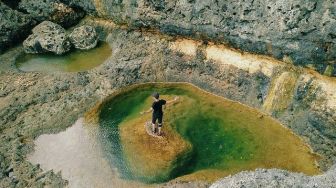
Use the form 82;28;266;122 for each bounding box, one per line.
16;42;111;72
28;83;320;187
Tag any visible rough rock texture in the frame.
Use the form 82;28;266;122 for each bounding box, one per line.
23;21;71;55
1;20;336;187
60;0;97;15
210;165;336;188
32;20;66;35
0;0;84;54
0;2;36;54
63;0;336;75
69;25;98;50
22;34;44;54
18;0;85;28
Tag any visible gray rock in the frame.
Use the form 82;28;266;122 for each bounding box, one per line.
69;25;98;50
60;0;97;15
22;34;45;54
65;0;336;75
39;32;71;55
210;165;336;188
0;2;36;53
0;0;85;54
18;0;55;22
18;0;84;28
23;21;71;55
32;20;66;35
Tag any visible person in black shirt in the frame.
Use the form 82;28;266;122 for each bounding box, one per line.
141;92;178;136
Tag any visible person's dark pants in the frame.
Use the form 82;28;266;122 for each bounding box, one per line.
152;113;163;127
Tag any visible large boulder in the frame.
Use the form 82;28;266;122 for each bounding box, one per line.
22;34;44;54
32;20;65;35
69;25;98;50
23;21;71;55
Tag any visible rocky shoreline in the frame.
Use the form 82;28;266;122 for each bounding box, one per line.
0;15;336;188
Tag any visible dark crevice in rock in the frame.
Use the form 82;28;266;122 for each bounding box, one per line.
1;0;21;9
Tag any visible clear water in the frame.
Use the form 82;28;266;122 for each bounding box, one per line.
16;42;111;72
27;119;145;188
97;83;320;183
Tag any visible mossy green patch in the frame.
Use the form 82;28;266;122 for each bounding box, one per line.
324;65;334;77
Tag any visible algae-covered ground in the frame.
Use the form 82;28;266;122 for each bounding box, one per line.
119;95;192;183
97;83;320;184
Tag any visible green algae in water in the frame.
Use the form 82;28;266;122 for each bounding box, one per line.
16;42;111;72
97;83;320;183
98;89;152;180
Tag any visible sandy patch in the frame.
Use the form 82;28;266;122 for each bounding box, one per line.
205;45;281;77
169;39;202;57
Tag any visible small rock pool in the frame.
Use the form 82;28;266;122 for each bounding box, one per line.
16;42;111;72
28;83;320;187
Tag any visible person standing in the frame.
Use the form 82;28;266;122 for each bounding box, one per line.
141;92;178;136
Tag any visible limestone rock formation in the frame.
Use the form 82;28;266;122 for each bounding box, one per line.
69;25;98;50
18;0;85;28
23;21;71;55
0;0;85;54
0;2;36;53
63;0;336;75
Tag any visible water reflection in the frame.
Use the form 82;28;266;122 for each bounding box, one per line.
27;118;143;188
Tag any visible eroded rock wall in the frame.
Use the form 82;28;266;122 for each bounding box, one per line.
164;30;336;171
1;0;335;74
64;0;336;75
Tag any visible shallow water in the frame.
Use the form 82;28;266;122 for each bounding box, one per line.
28;83;320;187
16;42;111;72
27;119;145;188
98;83;320;183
